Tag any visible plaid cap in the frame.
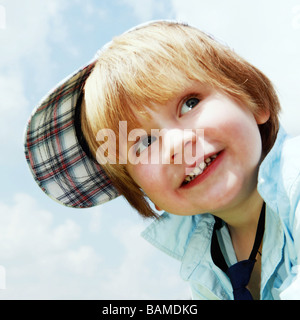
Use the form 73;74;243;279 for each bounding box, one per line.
24;60;119;208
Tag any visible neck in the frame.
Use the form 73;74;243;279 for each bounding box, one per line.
214;188;264;260
222;189;263;230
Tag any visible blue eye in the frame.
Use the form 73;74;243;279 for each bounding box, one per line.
136;136;157;156
181;97;200;115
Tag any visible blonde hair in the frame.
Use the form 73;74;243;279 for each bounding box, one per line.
81;21;281;218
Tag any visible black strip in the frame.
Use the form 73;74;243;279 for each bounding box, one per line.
249;202;265;261
211;217;228;272
74;91;97;163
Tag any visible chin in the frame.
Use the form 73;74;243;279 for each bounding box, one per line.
198;176;250;213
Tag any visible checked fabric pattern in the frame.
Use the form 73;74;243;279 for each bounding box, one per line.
24;61;119;208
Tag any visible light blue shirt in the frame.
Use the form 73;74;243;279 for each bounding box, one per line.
141;127;300;300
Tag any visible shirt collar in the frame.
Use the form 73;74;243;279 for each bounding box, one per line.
141;212;205;261
257;126;288;212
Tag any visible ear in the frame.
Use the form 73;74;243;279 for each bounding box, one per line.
255;109;270;125
155;204;163;211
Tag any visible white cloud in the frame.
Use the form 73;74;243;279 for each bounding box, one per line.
82;0;108;19
0;193;103;299
0;5;6;29
0;193;81;259
121;0;173;21
88;209;103;233
0;193;190;299
0;0;70;150
0;0;72;155
0;0;69;63
100;219;190;299
0;72;29;146
122;0;156;21
38;245;102;277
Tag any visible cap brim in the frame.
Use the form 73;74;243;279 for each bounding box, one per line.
24;60;119;208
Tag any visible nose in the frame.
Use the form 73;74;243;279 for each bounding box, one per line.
161;128;204;165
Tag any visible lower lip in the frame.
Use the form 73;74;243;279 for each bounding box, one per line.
180;150;225;189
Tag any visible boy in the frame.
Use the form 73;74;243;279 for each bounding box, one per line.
25;21;300;300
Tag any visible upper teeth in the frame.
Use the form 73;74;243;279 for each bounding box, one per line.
184;154;217;183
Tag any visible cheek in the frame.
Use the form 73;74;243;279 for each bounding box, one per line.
127;164;162;194
217;107;261;150
235;119;262;156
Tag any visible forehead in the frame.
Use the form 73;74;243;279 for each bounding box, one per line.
128;80;213;124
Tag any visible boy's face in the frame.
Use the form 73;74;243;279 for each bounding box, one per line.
125;81;269;216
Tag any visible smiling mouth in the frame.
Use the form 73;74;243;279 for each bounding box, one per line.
181;152;221;186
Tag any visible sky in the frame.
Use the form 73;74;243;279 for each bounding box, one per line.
0;0;299;299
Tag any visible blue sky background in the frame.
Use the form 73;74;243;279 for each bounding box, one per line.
0;0;299;299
